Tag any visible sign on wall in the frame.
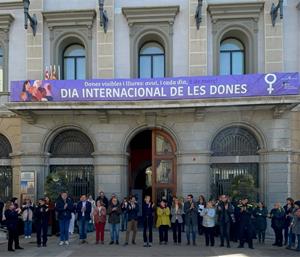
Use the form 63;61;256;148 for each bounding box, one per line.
20;171;36;203
10;72;300;102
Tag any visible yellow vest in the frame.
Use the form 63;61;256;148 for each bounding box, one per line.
156;207;171;228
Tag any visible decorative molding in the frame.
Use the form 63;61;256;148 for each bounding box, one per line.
43;10;96;80
97;110;109;123
122;6;179;78
0;14;15;32
207;2;264;23
273;105;289;119
13;110;36;124
0;1;23;10
122;6;180;26
194;108;206;122
43;10;96;29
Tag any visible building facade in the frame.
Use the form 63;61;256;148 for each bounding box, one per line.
0;0;300;207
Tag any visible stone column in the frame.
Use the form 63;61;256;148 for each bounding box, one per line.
97;0;114;78
26;0;43;79
93;153;127;199
189;0;207;76
264;0;284;72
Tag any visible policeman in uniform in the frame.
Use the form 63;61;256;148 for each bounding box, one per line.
237;198;254;249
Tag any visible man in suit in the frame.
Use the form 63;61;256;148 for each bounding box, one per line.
77;195;92;244
184;194;198;246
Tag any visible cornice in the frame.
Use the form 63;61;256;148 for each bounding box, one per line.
207;2;264;23
43;9;96;29
122;6;180;25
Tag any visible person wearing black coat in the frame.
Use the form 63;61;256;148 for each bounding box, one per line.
0;199;4;224
283;198;295;245
184;194;198;246
4;201;24;252
237;198;254;249
142;195;154;247
35;198;50;247
270;203;286;247
253;202;268;243
96;191;109;208
216;195;235;248
55;192;74;245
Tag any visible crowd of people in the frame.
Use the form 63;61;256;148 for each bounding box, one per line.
0;192;299;253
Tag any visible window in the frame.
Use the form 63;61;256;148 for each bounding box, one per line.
220;38;245;75
139;42;165;78
0;47;3;91
63;44;86;80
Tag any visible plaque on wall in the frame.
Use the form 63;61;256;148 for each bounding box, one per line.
20;171;36;203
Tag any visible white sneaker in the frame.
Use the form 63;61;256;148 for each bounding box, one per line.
28;236;31;239
24;236;28;239
59;241;64;246
65;241;69;245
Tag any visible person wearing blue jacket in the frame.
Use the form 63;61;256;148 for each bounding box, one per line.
76;195;92;244
55;192;73;246
124;196;139;245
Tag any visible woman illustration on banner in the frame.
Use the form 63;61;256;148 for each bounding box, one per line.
20;80;32;102
31;80;43;101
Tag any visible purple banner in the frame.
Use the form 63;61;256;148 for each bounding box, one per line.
10;73;300;102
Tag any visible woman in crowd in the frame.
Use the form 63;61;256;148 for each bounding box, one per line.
156;200;171;245
142;195;154;247
93;200;106;244
34;198;49;247
253;201;268;244
5;201;23;252
88;195;96;232
200;200;216;247
197;195;206;235
270;202;286;247
286;200;300;251
45;196;55;236
171;197;183;245
107;197;121;245
21;198;34;239
284;198;295;245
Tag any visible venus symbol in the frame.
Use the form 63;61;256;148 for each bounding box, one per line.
264;73;277;95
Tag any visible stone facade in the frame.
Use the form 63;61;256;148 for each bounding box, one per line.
0;0;299;210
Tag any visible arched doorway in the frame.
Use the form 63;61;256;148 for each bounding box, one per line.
210;126;260;200
0;134;13;201
128;129;177;204
48;129;94;200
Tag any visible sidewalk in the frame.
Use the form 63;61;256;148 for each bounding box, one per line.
0;230;299;257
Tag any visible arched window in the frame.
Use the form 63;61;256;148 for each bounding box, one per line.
0;134;12;201
210;126;260;199
63;44;86;80
220;38;245;75
49;129;94;199
0;47;3;92
139;42;165;78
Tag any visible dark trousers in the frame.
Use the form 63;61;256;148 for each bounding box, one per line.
143;217;153;243
159;225;169;243
219;222;230;246
204;227;215;246
8;228;20;250
257;229;266;243
197;216;204;235
273;227;283;246
172;221;182;243
239;226;253;248
36;221;48;246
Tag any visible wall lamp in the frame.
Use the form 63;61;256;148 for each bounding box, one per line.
270;0;283;27
23;0;38;36
99;0;109;33
195;0;203;30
